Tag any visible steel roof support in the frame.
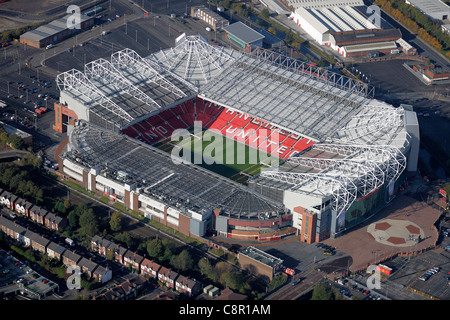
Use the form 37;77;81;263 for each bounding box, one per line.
84;58;162;110
56;69;134;124
260;170;357;216
111;48;193;98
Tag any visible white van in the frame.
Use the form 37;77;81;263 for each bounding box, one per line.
205;27;211;32
46;44;54;50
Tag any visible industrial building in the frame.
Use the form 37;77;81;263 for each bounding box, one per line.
288;0;409;57
224;22;265;52
190;6;229;31
405;0;450;22
54;35;418;243
238;247;284;281
20;14;94;49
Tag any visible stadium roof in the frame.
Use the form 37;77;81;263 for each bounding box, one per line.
149;34;236;86
57;48;197;130
66;121;286;219
59;36;411;220
58;35;408;145
197;48;373;142
251;141;407;217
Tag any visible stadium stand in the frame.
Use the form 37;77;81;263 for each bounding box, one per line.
122;97;315;159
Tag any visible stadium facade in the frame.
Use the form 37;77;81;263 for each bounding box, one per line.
54;34;419;244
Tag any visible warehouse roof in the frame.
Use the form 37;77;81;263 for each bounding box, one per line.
343;41;397;53
287;0;364;9
21;14;92;42
21;29;50;42
224;22;264;44
331;28;402;46
405;0;450;16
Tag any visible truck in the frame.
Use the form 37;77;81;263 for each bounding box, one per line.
65;238;75;246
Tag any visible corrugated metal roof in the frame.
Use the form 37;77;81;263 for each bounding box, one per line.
332;28;402;46
343;41;397;53
21;29;50;41
21;14;93;42
287;0;364;10
224;22;264;44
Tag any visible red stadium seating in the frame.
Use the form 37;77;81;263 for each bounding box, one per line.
121;97;315;158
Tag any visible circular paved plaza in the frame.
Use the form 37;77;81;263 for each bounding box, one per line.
323;195;442;272
367;219;425;247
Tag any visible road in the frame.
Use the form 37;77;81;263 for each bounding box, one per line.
266;268;325;300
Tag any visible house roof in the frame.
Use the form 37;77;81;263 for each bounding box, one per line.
167;270;179;280
44;212;65;224
103;286;124;300
113;244;127;256
78;257;98;272
214;287;247;300
91;235;115;250
16;198;33;209
30;205;48;217
224;22;264;44
124;250;144;263
176;275;198;289
47;241;66;255
141;258;161;271
63;249;82;263
1;190;17;202
91;235;102;244
31;234;50;247
93;264;109;276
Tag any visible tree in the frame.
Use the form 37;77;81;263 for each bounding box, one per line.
7;134;24;150
285;30;294;45
311;282;342;300
213;261;233;283
147;238;164;259
311;282;332;300
79;208;98;237
220;271;245;291
109;211;122;232
68;210;79;230
260;8;270;19
198;257;214;279
115;232;133;248
171;249;194;272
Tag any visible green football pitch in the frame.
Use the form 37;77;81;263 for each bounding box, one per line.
155;129;279;184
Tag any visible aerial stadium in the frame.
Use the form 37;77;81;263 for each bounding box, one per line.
54;34;419;244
